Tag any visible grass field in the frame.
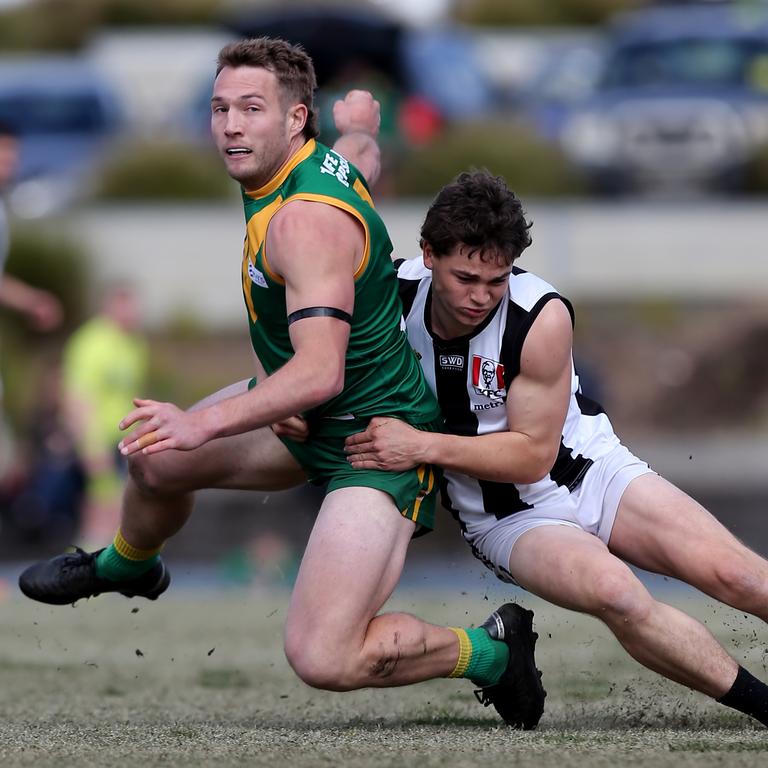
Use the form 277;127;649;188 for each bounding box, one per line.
1;583;767;767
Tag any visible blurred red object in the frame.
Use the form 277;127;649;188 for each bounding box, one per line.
398;96;442;146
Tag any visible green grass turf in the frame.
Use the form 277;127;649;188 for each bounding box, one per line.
0;587;766;767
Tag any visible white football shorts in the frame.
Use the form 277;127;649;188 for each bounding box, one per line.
461;443;654;584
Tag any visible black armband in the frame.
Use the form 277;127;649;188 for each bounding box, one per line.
287;306;353;325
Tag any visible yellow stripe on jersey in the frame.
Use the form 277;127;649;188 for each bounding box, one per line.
278;193;372;281
246;196;285;286
241;237;258;324
353;177;374;208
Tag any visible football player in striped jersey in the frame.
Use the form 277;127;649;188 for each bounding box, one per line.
344;169;768;728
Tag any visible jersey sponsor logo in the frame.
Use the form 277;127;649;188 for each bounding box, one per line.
247;261;268;289
320;150;350;188
473;400;504;411
472;355;506;400
439;353;464;370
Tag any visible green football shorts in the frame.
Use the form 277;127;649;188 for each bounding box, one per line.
280;416;443;534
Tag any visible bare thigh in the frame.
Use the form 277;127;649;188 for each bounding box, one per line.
130;379;306;494
509;524;644;612
609;473;766;592
286;486;415;645
510;522;741;698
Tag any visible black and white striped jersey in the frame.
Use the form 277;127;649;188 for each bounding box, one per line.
396;256;621;526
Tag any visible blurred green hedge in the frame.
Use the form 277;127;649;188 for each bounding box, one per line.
94;141;235;201
394;121;586;198
0;0;222;50
91;128;582;202
0;0;650;51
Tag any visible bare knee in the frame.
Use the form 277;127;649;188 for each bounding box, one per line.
284;629;353;691
128;453;178;497
711;556;767;608
588;571;653;626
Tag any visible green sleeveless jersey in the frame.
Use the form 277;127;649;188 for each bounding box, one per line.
240;139;440;430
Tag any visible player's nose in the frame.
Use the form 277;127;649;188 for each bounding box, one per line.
224;111;244;135
470;287;491;306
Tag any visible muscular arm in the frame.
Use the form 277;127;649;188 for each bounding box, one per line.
345;300;573;484
120;201;361;455
201;201;356;433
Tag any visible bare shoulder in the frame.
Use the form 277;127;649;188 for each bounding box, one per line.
266;199;364;278
521;298;574;375
531;297;574;337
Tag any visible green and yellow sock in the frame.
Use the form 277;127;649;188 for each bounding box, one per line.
447;627;509;687
95;531;161;582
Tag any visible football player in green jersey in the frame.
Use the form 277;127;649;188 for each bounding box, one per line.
19;38;545;728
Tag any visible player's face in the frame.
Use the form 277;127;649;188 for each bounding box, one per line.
211;66;306;189
424;243;512;339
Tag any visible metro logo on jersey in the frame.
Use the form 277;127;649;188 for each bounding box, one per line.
472;355;506;400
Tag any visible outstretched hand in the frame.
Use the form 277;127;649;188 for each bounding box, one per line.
344;416;427;471
118;398;212;456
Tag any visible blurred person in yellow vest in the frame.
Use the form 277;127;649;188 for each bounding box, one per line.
62;283;147;549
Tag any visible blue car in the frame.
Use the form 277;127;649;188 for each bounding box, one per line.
560;3;768;194
0;55;121;217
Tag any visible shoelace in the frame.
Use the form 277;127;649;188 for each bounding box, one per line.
60;547;94;573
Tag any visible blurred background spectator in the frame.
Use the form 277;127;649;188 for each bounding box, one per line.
61;282;147;550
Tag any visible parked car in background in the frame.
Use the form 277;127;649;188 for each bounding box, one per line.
559;3;768;194
0;56;121;217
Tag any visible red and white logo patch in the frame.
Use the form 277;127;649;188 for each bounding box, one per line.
471;355;506;400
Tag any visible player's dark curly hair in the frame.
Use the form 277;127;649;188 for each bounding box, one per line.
216;37;319;140
420;170;532;265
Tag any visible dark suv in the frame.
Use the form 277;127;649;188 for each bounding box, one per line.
560;3;768;194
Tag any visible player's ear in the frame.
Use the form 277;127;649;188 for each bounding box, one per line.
287;104;307;138
422;241;435;270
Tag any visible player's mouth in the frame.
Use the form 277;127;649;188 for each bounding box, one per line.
461;307;487;319
225;147;252;157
